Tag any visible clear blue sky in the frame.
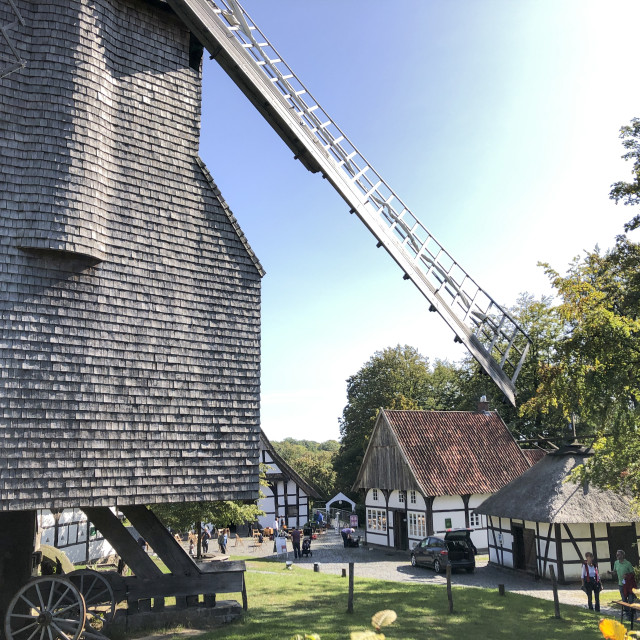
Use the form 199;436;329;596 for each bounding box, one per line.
199;0;640;443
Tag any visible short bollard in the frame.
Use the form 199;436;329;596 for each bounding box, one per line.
498;584;505;596
314;562;320;572
342;568;347;578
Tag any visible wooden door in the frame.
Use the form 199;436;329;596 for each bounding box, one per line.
523;527;537;573
394;511;408;551
512;525;525;570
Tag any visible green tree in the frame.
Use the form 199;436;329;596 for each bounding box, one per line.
151;500;265;558
522;239;640;502
272;439;339;499
521;119;640;504
455;293;569;445
334;345;433;494
610;117;640;231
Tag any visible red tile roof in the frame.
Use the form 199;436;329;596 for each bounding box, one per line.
383;410;531;496
522;449;548;466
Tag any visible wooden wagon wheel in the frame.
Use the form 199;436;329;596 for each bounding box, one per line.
66;570;116;634
4;576;86;640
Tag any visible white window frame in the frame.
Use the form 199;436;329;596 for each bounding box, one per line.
408;512;426;538
372;488;378;500
469;511;482;528
367;508;387;532
398;491;405;504
409;490;416;504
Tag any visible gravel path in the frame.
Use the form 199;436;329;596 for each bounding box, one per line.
219;529;618;615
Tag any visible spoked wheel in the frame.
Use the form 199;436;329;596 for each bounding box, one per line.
66;570;115;635
4;576;86;640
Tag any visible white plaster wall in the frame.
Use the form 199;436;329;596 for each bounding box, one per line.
468;493;491;551
366;532;388;546
38;508;115;563
388;490;405;510
366;488;386;507
257;486;276;527
264;457;282;474
488;516;515;568
408;490;426;510
432;495;465;533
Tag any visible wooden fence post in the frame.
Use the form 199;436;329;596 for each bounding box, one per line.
347;562;354;614
446;563;453;614
549;565;561;619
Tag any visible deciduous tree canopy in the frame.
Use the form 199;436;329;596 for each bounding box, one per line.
271;438;339;499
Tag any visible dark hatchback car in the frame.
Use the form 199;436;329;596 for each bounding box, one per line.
410;529;476;573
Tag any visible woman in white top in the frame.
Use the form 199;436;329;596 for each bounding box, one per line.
581;551;601;612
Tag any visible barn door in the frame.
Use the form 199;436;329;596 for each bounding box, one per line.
608;525;639;568
512;524;536;572
523;527;537;573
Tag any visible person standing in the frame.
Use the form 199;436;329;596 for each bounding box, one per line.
581;552;601;612
609;549;636;620
201;527;210;554
218;529;227;554
290;527;302;559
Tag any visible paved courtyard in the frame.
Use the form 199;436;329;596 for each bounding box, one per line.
217;528;618;615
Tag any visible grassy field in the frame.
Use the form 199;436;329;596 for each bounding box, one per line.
165;557;612;640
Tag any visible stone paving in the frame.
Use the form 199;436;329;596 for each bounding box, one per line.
219;528;618;615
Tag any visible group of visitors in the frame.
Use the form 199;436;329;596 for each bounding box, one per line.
183;526;229;556
580;548;637;617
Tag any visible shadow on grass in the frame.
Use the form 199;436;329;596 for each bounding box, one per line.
186;562;604;640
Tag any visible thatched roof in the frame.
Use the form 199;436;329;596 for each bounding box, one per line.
475;442;639;523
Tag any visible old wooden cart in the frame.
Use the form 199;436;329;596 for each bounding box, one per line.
4;506;246;640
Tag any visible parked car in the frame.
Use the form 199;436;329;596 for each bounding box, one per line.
410;529;476;573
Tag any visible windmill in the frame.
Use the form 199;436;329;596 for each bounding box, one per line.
166;0;531;405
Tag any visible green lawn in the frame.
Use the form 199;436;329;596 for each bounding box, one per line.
175;558;610;640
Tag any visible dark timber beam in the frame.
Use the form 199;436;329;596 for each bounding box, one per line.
120;505;197;577
82;507;162;579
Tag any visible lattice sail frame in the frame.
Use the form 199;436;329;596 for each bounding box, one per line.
167;0;531;404
0;0;25;79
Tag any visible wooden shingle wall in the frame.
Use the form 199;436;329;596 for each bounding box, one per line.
0;0;263;510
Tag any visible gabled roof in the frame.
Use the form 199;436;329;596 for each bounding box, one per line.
260;430;322;500
353;409;531;497
475;443;640;523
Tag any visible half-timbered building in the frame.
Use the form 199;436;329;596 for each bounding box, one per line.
258;431;322;529
475;442;640;582
352;407;532;552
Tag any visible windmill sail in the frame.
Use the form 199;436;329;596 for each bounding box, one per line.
167;0;531;405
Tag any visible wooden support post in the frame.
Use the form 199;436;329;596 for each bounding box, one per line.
549;565;561;619
342;568;347;578
120;504;197;577
498;584;505;596
204;593;216;608
242;581;248;611
82;507;162;580
153;597;165;612
347;562;354;614
446;564;453;614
